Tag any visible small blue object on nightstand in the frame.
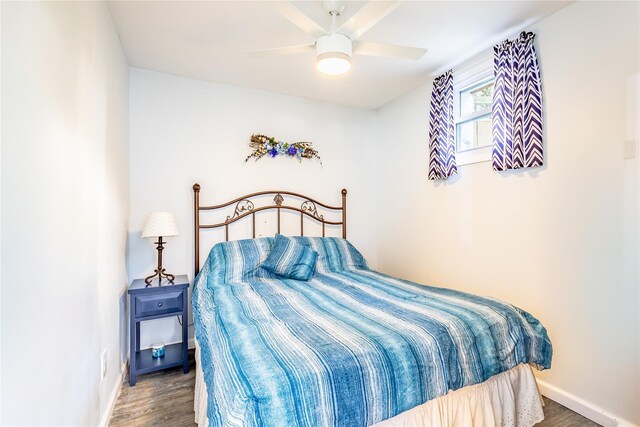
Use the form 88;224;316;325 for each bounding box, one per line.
151;343;165;358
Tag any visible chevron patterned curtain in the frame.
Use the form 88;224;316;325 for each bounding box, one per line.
428;70;457;180
492;32;543;171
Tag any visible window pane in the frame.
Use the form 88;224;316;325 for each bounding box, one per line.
460;80;494;116
457;115;492;152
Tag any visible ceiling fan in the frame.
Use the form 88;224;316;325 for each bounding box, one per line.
248;0;427;75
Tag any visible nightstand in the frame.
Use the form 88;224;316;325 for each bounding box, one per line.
128;274;190;386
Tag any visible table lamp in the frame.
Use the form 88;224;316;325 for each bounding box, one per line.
142;212;179;285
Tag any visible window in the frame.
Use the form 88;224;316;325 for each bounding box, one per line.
457;80;494;151
453;55;494;165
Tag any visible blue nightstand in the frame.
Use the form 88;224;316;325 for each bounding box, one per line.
128;274;190;386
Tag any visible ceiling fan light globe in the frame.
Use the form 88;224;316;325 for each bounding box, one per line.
317;53;351;75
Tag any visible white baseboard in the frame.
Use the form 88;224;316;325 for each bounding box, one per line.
537;379;638;427
99;362;126;427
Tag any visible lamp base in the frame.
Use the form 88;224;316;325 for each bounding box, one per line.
146;236;175;286
145;268;175;286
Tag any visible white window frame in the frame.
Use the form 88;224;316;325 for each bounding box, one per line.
453;54;494;166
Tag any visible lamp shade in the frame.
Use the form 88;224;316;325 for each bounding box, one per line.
141;212;179;238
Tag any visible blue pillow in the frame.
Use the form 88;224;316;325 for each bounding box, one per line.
207;237;276;284
261;234;318;281
286;237;369;273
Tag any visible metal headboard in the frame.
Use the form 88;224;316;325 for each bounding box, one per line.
192;183;347;276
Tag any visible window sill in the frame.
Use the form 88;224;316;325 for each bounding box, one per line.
457;146;492;166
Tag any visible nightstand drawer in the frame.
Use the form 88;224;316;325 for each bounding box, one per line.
134;291;183;317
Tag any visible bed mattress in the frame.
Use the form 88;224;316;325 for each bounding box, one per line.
192;237;552;426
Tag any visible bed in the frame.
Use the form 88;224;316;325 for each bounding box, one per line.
191;185;552;427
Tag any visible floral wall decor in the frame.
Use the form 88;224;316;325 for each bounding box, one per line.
245;134;322;164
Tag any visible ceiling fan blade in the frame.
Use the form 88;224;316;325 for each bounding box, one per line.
338;1;400;40
246;44;315;57
352;41;427;60
273;2;326;39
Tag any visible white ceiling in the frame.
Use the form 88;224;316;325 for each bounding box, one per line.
108;1;570;109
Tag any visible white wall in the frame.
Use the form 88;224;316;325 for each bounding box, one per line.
376;1;639;425
128;68;378;348
1;2;129;425
6;1;625;425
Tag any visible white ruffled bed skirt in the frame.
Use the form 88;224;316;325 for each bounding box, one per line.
195;342;209;426
373;363;544;426
194;342;545;427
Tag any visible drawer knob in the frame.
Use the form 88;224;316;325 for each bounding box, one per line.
157;302;163;307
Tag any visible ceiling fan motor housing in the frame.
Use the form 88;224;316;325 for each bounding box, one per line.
316;33;352;58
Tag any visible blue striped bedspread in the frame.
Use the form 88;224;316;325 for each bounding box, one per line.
193;237;552;427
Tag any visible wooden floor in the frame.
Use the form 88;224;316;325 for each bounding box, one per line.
110;351;198;427
110;351;600;427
